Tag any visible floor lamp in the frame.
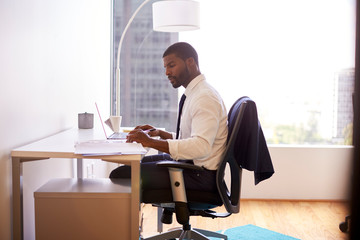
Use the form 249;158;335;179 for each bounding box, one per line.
113;0;200;117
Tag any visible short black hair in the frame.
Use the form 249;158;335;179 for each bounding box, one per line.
163;42;199;66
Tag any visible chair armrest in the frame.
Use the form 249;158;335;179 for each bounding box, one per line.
156;160;203;171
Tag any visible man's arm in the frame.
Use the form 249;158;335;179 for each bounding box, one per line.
155;129;173;140
145;137;170;153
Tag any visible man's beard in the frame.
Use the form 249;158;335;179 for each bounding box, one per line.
171;66;191;89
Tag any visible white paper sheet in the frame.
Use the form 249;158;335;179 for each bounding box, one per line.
75;140;147;156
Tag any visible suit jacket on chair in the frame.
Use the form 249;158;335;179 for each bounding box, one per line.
228;96;274;185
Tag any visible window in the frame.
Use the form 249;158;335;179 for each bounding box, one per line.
180;0;356;145
112;0;356;145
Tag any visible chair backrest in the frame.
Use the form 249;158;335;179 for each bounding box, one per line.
216;97;251;214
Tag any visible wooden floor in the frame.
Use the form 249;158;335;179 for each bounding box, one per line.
140;200;349;240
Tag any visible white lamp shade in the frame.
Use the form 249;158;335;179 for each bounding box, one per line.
152;0;200;32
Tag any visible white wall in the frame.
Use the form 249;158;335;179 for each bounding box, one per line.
0;0;110;239
240;145;353;200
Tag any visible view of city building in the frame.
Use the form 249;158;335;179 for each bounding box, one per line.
333;68;355;144
112;0;179;131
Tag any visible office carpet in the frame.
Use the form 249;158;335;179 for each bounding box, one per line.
210;224;300;240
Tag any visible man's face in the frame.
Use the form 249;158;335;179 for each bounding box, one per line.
163;53;191;88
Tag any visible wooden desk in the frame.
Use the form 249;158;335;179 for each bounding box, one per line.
11;128;143;240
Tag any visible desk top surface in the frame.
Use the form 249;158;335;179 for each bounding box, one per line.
11;128;143;161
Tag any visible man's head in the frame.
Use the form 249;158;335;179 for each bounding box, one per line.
163;42;199;66
162;42;201;88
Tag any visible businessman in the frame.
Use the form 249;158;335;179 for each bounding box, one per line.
110;42;228;195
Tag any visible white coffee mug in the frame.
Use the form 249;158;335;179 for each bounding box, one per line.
110;116;122;133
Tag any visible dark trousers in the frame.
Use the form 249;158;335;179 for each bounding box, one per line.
109;154;217;193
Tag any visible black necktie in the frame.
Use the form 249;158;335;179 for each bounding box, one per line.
176;94;186;139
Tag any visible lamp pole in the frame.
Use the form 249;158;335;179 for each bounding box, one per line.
115;0;152;116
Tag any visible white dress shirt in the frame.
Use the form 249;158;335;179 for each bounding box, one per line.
167;74;228;170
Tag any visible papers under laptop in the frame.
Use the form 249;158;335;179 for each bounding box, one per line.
95;103;128;140
74;140;147;156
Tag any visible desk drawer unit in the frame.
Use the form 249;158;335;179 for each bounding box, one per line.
34;178;131;240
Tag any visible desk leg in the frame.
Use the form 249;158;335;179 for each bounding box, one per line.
131;160;140;240
12;157;23;240
77;158;83;178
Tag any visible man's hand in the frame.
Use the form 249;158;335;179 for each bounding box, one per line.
126;125;171;153
126;128;152;147
134;125;159;137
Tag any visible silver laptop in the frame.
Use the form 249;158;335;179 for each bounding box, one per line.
95;103;128;140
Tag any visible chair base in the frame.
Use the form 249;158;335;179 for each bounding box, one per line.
141;227;227;240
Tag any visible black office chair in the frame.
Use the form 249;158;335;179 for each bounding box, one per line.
140;97;253;240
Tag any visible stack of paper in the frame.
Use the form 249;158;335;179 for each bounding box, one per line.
75;140;147;156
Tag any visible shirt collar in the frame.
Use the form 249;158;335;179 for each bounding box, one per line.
184;74;205;97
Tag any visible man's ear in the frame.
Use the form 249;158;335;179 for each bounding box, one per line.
186;57;195;67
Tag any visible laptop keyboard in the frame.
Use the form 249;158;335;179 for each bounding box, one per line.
109;132;128;139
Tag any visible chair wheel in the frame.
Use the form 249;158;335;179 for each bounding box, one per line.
339;221;348;232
